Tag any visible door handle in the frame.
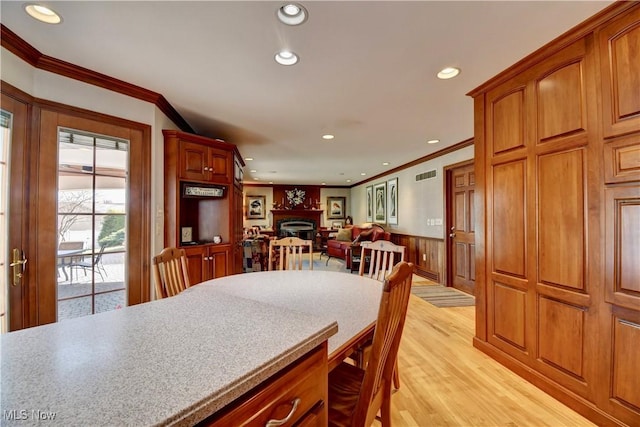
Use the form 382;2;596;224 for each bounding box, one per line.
9;248;27;287
449;232;456;238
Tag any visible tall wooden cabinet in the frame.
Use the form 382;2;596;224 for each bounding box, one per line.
469;3;639;426
163;130;244;284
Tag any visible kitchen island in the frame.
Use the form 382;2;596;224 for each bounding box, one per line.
1;271;383;426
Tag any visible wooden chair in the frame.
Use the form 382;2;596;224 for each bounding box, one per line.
359;239;406;281
268;237;313;270
152;247;190;299
358;239;406;390
328;261;414;427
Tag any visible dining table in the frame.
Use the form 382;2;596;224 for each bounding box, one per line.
0;270;382;426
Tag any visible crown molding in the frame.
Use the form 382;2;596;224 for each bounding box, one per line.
1;24;194;133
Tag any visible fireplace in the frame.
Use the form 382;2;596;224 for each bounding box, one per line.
276;218;317;240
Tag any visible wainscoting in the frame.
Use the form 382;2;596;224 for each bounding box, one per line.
391;234;444;283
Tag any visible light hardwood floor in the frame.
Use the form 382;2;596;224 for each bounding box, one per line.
391;290;595;426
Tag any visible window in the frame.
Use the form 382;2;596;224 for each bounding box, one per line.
57;128;129;321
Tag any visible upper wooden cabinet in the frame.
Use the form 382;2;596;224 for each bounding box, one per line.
180;140;231;183
163;130;244;280
598;5;640;138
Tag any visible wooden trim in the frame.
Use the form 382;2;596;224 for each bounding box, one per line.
390;233;444;283
1;24;194;134
467;2;638;97
245;183;351;189
352;137;474;187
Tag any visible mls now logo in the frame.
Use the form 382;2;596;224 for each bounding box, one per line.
3;410;28;420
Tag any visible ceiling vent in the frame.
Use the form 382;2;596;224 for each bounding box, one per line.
416;170;437;181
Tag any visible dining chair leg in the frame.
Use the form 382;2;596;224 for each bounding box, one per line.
381;384;392;426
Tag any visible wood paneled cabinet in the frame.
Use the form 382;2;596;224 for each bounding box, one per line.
180;141;230;183
200;343;328;426
163;130;244;282
184;244;229;284
470;3;640;426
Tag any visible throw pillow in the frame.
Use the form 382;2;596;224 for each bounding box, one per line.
336;228;352;241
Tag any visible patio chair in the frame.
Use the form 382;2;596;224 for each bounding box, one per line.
70;246;107;281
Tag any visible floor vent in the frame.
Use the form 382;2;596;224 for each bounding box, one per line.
416;170;437;181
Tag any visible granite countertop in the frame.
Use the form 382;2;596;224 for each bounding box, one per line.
1;288;338;426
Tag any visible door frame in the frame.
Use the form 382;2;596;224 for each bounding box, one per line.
444;158;475;290
1;80;152;329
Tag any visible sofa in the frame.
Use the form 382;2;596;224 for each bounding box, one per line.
326;224;391;268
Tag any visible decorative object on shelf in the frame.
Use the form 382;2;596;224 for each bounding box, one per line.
387;177;398;225
365;186;373;222
181;226;193;244
285;188;306;208
373;182;387;224
246;195;266;219
327;196;346;219
332;221;344;229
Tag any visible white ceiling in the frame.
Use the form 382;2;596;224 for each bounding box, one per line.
0;1;613;186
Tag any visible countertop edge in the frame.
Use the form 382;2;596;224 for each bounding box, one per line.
170;321;339;426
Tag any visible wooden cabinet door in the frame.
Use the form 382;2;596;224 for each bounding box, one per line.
209;246;228;279
208;148;229;182
180;141;208;181
184;246;207;285
598;6;640;138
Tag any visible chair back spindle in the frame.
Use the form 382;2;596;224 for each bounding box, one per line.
269;237;313;270
359;240;406;282
152;247;190;299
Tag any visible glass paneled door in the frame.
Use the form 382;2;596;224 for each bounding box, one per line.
57;129;129;321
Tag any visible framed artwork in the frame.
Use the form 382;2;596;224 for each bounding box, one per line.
331;221;344;229
373;182;386;223
387;177;398;225
327;196;346;219
246;195;266;219
366;186;373;222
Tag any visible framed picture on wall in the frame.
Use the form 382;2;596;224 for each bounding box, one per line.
373;182;386;223
246;195;266;219
366;186;373;222
327;196;346;219
387;177;398;225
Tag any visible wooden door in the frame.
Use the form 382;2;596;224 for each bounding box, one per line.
1;91;30;332
446;161;475;295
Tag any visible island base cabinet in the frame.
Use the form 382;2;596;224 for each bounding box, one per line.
199;343;328;426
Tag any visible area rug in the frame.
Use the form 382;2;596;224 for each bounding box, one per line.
411;285;475;308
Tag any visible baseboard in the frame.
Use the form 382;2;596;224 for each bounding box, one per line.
472;338;625;427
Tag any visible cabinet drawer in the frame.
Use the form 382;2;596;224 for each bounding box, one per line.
201;343;328;426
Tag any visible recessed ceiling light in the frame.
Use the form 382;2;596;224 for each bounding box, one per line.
360;172;366;176
322;182;326;185
275;50;299;66
427;139;440;144
250;169;257;173
277;3;308;26
382;162;390;166
437;67;460;80
244;157;254;161
24;4;62;24
346;179;352;183
322;134;334;140
269;181;274;184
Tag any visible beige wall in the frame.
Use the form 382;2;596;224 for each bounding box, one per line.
0;47;180;261
350;145;474;239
